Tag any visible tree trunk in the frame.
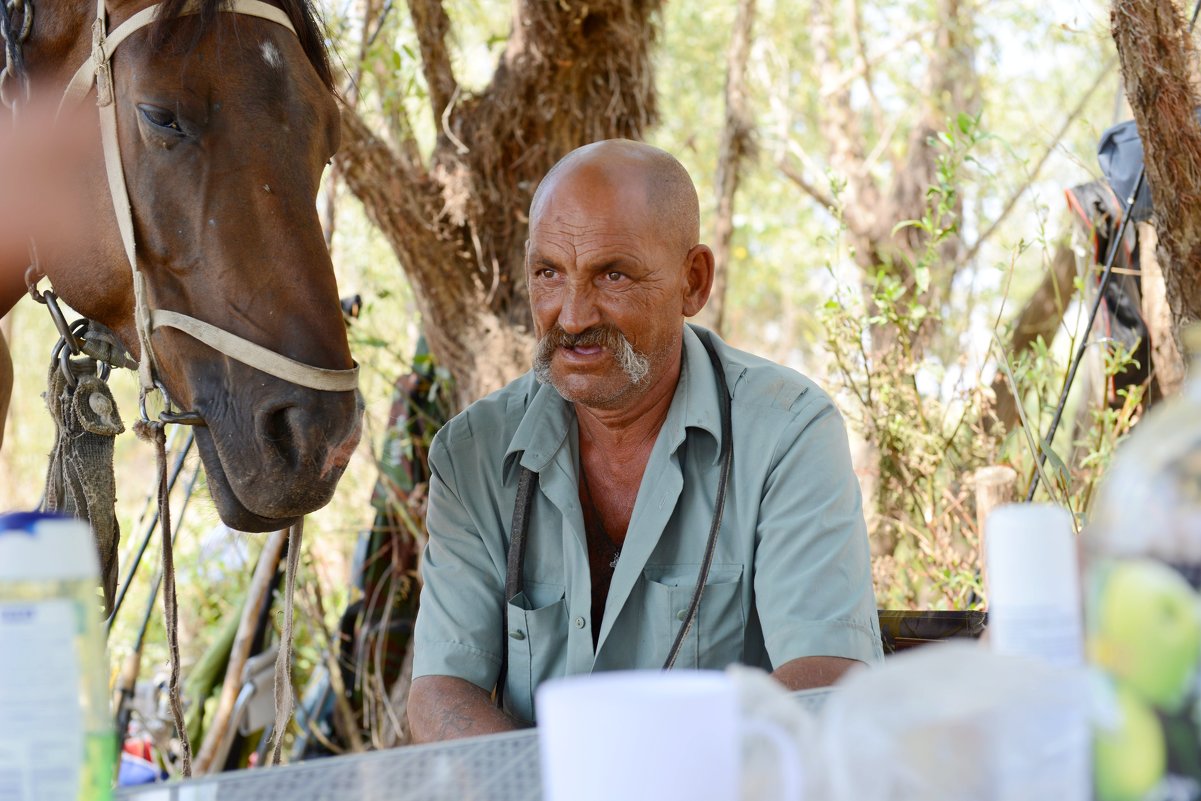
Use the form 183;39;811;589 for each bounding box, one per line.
698;0;756;335
1112;0;1201;352
1137;222;1186;396
336;0;662;409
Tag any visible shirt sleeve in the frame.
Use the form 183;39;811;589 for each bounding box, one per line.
753;395;884;667
411;430;507;691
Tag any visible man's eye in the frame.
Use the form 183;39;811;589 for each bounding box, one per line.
536;268;557;279
605;271;624;282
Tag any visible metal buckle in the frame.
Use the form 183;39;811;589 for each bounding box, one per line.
139;379;206;427
51;319;109;390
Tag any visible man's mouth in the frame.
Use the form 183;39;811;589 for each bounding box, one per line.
564;344;605;356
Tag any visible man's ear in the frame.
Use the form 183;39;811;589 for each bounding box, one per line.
681;244;715;318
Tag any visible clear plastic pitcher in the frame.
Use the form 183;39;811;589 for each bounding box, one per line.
1086;325;1201;801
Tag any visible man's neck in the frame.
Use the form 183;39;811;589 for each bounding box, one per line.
574;355;681;459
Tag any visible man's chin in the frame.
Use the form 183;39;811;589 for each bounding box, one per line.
546;368;637;409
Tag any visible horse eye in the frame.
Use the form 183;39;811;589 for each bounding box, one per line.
138;104;182;133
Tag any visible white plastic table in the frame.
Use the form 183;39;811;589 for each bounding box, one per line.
114;688;832;801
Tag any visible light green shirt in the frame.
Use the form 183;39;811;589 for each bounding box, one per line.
413;325;883;723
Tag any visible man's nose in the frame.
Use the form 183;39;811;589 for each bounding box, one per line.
557;280;601;334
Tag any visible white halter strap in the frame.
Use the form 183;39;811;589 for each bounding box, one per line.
61;0;358;396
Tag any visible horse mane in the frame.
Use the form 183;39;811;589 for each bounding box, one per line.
150;0;335;92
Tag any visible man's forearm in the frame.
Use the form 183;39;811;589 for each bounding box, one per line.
771;655;861;691
408;675;523;744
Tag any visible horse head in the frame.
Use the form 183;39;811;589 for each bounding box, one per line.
27;0;362;532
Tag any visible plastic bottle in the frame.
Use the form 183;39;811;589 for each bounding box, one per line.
0;512;114;800
1086;325;1201;801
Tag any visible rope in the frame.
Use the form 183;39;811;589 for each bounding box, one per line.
135;416;192;777
269;519;303;766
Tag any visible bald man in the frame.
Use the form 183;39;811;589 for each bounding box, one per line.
408;140;882;742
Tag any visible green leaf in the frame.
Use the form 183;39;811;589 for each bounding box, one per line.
1040;443;1071;498
914;266;930;294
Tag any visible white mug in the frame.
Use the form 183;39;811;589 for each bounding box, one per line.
536;670;802;801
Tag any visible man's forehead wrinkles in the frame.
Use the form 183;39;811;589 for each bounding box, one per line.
534;219;652;247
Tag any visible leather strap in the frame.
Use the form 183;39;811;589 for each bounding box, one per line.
153;310;359;392
60;1;297;115
496;465;537;712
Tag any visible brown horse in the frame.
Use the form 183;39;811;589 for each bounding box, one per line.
0;0;362;531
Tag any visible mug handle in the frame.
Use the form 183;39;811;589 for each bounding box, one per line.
743;719;804;800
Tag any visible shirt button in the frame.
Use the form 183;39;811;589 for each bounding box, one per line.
676;609;688;622
574;616;586;629
509;630;526;640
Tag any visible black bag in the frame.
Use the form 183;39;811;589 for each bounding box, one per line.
1097;111;1201;223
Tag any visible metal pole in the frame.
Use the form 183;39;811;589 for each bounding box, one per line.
1025;171;1145;501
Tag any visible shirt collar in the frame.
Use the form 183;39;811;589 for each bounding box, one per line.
672;323;726;454
503;377;574;478
502;324;734;477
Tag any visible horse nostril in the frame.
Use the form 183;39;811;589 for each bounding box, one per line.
259;403;303;467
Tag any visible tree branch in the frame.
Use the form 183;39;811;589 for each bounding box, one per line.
961;58;1115;267
408;0;459;131
336;105;452;296
702;0;757;335
810;0;870;189
847;0;885;139
777;158;836;213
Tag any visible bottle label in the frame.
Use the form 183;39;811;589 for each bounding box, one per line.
1088;557;1201;801
0;599;85;801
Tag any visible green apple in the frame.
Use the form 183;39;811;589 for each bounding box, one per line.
1093;558;1201;712
1095;685;1166;801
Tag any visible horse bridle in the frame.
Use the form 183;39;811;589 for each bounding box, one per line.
22;0;359;425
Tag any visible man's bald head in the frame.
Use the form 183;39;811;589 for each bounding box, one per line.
530;139;701;257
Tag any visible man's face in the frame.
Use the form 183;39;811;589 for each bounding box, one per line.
526;168;688;411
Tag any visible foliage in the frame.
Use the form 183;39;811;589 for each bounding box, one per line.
818;113;1146;609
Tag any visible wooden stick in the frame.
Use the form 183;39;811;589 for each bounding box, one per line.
974;465;1017;603
193;528;289;774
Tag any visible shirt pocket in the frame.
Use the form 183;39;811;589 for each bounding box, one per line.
504;581;567;724
643;564;745;669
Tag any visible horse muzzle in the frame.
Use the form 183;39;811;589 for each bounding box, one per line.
194;386;364;531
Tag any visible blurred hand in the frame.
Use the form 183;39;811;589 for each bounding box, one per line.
0;95;90;312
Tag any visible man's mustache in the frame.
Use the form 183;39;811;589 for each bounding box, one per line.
538;324;629;352
532;324;651;386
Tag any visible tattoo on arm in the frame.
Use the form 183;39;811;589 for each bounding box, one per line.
437;696;478;738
